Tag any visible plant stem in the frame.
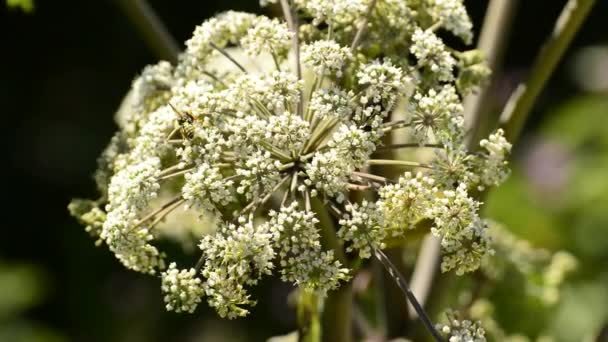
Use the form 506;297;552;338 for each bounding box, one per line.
407;235;441;318
464;0;519;147
210;42;247;73
501;0;596;143
351;171;390;184
378;143;444;150
311;197;351;342
158;167;194;181
280;0;304;117
351;0;378;50
115;0;180;63
133;196;182;229
367;160;432;169
373;247;444;342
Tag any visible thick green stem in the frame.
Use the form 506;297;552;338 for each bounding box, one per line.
310;197;351;342
298;290;322;342
501;0;596;143
114;0;180;63
464;0;519;147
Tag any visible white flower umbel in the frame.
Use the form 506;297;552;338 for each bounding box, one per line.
182;164;234;214
338;200;385;259
102;157;164;274
241;16;291;60
161;263;204;313
410;85;464;144
199;216;276;318
268;203;349;295
294;0;368;28
429;183;492;275
302;40;352;77
356;59;408;124
425;0;474;44
70;0;509;318
437;310;487;342
476;129;512;189
305;124;376;202
378;172;436;234
411;28;456;82
180;11;257;79
308;86;354;120
130;61;174;115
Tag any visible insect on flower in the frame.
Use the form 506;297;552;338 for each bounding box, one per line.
168;102;195;140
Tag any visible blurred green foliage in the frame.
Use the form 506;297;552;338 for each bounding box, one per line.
5;0;34;12
485;95;608;341
0;262;64;342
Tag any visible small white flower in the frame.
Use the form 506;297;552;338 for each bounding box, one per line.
161;263;204;313
425;0;474;44
338;200;386;258
411;28;456;81
474;129;512;189
308;86;354;120
437;310;487;342
268;203;350;294
182;164;234;214
410;85;464;144
302;40;352;77
378;172;436;234
241;16;291;59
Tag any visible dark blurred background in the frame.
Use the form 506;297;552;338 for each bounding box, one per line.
1;1;607;341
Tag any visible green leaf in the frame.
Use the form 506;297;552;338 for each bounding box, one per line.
6;0;34;12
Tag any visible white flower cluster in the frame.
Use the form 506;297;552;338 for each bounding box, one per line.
70;0;510;319
476;129;512;189
68;199;105;245
379;176;493;275
181;11;257;77
161;263;204;313
293;0;368;27
130;61;174;115
302;40;352;77
429;184;491;275
241;16;291;59
437;312;487;342
338;200;385;259
182;164;234;213
102;157;164;274
424;0;474;44
308;87;354;120
378;172;435;233
268;203;350;294
410;85;464;144
411;28;456;81
355;59;409;125
199;216;276;318
305;124;376;201
484;223;577;306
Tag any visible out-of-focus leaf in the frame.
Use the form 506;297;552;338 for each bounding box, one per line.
0;263;45;319
6;0;34;12
0;320;65;342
